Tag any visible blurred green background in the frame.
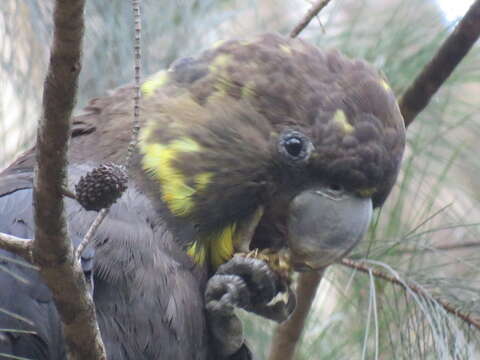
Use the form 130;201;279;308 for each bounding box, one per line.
1;0;479;358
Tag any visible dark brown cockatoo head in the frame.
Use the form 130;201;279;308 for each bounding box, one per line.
138;33;405;271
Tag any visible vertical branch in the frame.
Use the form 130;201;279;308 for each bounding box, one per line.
268;271;324;360
32;0;106;359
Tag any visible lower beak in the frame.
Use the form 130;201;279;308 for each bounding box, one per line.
287;187;372;271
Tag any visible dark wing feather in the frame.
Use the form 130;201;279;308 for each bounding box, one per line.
0;95;208;360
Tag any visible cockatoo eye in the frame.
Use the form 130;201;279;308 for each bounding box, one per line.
279;131;313;162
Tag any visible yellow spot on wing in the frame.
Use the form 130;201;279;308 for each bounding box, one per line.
333;109;354;134
141;71;169;97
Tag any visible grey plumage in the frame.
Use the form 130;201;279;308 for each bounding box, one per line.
0;165;208;359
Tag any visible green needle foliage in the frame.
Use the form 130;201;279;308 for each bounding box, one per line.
2;0;480;359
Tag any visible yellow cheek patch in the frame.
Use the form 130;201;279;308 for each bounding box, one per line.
211;224;236;269
141;71;169;97
333;109;354;134
358;187;376;198
140;137;202;216
187;223;236;268
187;241;207;265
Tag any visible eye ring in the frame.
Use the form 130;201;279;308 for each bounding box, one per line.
278;130;313;162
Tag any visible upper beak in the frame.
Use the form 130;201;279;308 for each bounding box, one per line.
287;187;372;271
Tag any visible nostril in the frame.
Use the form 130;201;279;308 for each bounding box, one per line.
328;183;343;192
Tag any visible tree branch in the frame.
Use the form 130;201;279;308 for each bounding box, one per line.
289;0;333;38
0;232;32;261
32;0;106;358
268;270;324;360
341;258;480;331
399;0;480;127
75;208;109;260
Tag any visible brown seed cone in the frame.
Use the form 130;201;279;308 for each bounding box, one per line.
75;163;128;211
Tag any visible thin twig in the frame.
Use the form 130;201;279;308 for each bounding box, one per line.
394;241;480;255
268;271;324;360
32;0;106;358
75;208;109;260
62;187;77;200
125;0;142;167
289;0;332;38
399;0;480;126
0;232;32;261
341;258;480;331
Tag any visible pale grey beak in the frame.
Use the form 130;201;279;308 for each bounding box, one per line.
287;187;372;271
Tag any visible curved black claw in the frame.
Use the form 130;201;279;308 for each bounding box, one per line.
205;255;296;359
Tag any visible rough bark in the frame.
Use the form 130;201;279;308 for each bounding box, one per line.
268;271;324;360
0;233;32;261
32;0;107;359
399;0;480;127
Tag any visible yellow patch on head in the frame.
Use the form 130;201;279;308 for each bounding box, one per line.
358;187;376;198
280;44;292;55
140;137;202;216
214;76;233;96
333;109;354;134
141;71;169;97
209;54;232;73
241;82;256;98
212;39;226;48
239;39;255;46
